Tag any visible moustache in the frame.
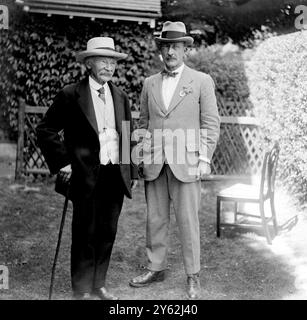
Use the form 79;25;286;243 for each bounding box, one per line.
98;71;113;76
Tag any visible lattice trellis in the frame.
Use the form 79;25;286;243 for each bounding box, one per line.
217;96;255;117
15;100;49;179
212;97;264;176
16;98;264;180
24;112;49;173
212;123;264;176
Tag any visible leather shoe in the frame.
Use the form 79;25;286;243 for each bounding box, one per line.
129;270;165;288
92;287;119;300
73;292;92;300
186;273;201;299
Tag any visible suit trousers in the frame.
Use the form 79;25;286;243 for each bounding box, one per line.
71;164;124;294
145;164;201;275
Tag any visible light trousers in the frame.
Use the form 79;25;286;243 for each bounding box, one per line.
145;164;201;275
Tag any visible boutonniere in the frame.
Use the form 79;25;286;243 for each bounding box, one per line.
179;86;193;97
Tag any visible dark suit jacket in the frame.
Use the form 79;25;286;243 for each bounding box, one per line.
37;77;138;200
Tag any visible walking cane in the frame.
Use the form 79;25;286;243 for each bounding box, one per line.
48;172;71;300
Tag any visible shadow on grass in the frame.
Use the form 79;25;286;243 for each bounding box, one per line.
278;216;299;234
218;214;299;240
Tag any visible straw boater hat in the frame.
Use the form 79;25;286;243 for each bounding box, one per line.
155;21;194;46
76;37;127;63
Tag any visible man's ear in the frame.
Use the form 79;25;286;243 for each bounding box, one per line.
184;46;191;57
155;41;162;52
84;58;92;71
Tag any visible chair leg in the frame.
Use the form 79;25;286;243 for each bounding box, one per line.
259;200;272;245
234;201;238;223
217;197;221;238
270;193;278;236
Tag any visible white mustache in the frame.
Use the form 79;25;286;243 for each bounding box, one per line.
98;72;112;76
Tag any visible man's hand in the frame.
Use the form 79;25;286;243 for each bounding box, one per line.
59;164;72;182
138;162;145;179
196;161;211;180
131;179;138;189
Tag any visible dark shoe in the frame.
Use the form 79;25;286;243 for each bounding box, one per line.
129;270;165;288
92;287;119;300
186;273;201;299
72;292;92;300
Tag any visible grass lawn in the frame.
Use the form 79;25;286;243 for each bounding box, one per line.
0;175;306;300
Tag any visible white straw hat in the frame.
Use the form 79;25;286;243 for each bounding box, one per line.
76;37;127;62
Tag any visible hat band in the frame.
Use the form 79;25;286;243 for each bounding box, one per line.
161;31;187;39
92;47;116;51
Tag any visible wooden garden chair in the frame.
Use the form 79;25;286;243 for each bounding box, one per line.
216;143;280;245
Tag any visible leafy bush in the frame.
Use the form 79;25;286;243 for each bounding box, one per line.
186;44;250;103
0;9;157;139
245;31;307;206
185;34;307;206
239;25;277;48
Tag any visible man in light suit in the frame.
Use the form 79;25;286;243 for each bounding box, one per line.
129;21;220;299
37;37;138;300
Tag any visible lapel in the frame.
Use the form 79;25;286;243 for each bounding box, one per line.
108;81;124;134
152;73;167;114
166;65;194;115
76;78;99;136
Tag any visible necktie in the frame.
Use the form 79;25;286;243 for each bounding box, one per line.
98;86;106;104
97;86;107;130
161;69;178;78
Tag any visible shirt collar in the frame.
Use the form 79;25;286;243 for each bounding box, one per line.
163;63;185;78
173;63;185;75
89;76;107;91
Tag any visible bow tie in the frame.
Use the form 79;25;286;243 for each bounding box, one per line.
161;69;178;78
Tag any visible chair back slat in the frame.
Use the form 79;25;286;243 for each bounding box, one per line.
268;143;280;193
259;142;280;199
259;151;269;199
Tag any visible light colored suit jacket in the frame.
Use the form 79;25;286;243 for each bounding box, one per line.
138;65;220;182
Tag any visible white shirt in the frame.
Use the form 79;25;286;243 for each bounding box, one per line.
89;76;119;165
161;63;185;110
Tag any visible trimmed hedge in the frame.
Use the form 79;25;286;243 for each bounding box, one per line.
185;36;307;206
0;9;157;139
246;31;307;206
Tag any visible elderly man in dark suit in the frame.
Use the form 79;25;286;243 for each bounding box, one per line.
37;37;137;300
